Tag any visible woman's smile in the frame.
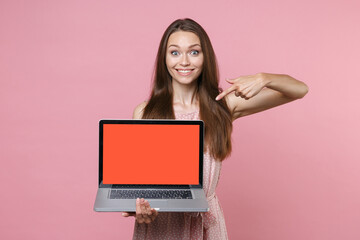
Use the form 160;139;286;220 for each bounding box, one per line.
176;69;195;76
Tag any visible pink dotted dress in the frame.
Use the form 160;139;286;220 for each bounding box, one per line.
132;110;228;240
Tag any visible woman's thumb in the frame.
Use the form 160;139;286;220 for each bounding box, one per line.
225;78;234;83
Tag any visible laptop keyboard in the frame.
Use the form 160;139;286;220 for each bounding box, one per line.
109;189;193;199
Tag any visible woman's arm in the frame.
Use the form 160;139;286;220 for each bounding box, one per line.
215;73;309;120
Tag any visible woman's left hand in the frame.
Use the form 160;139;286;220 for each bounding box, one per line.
215;73;270;101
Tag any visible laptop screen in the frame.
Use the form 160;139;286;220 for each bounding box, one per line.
100;121;202;185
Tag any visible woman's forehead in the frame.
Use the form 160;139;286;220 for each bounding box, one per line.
167;31;201;48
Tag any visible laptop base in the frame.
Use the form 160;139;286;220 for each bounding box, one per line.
94;187;209;212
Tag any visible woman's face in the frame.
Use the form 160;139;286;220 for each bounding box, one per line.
166;31;204;86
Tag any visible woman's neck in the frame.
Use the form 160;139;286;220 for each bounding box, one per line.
172;80;199;112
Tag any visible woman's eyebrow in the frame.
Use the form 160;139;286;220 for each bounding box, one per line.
168;44;201;48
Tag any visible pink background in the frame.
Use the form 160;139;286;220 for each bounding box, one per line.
1;0;359;239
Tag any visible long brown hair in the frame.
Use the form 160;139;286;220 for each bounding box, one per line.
142;18;232;161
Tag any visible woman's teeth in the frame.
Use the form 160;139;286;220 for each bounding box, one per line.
176;69;193;76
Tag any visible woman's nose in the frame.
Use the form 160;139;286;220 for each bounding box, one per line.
180;54;190;66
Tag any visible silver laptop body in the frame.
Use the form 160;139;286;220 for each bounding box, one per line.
93;119;209;212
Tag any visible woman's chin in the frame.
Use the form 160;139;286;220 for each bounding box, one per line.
173;78;198;86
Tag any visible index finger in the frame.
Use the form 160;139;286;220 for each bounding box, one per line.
135;198;143;222
136;198;141;214
215;85;236;101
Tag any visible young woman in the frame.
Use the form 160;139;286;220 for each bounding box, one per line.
122;18;308;240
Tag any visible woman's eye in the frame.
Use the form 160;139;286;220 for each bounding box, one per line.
171;50;199;56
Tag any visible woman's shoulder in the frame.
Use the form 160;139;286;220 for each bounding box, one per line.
133;101;148;119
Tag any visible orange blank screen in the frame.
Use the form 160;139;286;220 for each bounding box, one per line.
103;124;200;184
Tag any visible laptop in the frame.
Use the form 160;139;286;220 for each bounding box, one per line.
93;119;209;212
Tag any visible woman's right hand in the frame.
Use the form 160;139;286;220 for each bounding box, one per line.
122;198;158;224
